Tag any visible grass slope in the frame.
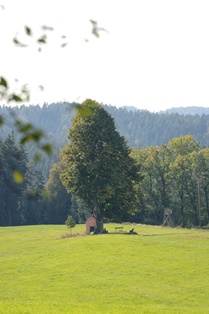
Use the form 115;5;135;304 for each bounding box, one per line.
0;224;209;313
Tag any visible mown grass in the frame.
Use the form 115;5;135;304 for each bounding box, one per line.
0;223;209;313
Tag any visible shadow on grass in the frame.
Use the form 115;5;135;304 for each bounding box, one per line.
142;232;192;237
108;232;139;235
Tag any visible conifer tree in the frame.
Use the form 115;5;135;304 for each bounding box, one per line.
0;132;27;225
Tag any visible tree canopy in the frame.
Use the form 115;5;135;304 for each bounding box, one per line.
61;99;140;233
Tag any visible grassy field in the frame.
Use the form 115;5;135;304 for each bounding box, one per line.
0;223;209;313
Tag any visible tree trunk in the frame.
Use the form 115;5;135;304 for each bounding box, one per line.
178;188;185;226
93;195;103;234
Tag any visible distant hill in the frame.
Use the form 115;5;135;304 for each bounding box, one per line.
160;106;209;115
1;103;209;150
121;106;139;112
104;105;209;148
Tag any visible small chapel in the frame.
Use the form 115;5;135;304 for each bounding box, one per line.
86;216;97;235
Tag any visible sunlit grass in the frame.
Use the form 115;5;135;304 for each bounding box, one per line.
0;224;209;313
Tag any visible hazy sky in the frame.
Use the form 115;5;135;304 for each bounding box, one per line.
1;0;209;112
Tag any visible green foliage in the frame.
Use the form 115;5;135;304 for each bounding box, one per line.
25;26;32;36
1;224;209;313
132;135;209;227
2;102;209;227
0;115;3;126
45;161;80;224
0;76;30;103
45;159;90;224
0;132;55;226
0;76;8;88
65;215;76;230
0;132;28;225
89;19;107;38
61;99;140;232
2;103;209;154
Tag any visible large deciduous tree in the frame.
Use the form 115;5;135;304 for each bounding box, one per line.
132;144;172;225
168;135;200;226
61;99;139;233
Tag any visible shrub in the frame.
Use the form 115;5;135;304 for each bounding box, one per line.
65;215;76;234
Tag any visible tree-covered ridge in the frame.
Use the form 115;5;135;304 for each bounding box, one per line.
161;106;209;115
0;102;75;148
103;105;209;148
1;103;209;154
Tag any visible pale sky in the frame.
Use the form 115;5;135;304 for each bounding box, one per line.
1;0;209;112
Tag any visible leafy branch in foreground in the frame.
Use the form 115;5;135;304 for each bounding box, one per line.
0;76;30;103
0;108;53;180
0;7;106;182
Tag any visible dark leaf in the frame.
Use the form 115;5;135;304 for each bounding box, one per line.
42;144;52;154
38;39;46;44
18;123;33;133
32;130;44;141
0;77;8;88
90;19;99;38
20;130;43;144
34;154;41;162
89;19;108;38
0;115;4;126
13;37;27;47
25;26;32;36
90;19;97;25
20;134;35;144
92;28;99;38
37;35;47;44
13;37;19;45
9;94;22;102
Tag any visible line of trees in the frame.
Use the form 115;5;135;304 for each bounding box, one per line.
0;133;89;226
0;132;46;226
2;102;209;229
132;135;209;227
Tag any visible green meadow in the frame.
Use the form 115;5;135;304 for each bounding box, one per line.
0;224;209;314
